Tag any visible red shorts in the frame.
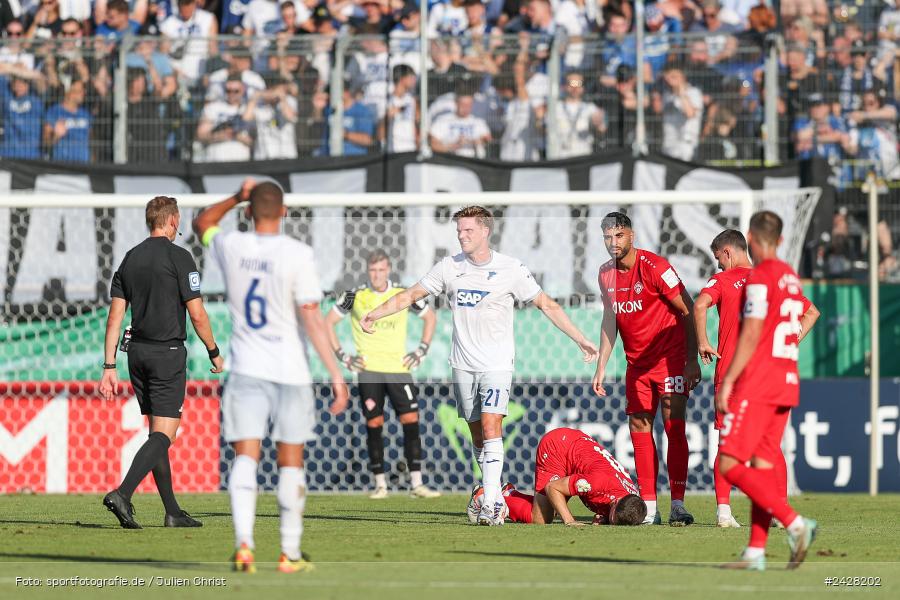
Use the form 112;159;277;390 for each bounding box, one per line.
718;398;791;463
533;428;569;494
625;360;688;415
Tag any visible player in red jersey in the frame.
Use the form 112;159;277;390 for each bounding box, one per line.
592;212;701;526
717;212;818;571
467;428;646;526
694;229;820;528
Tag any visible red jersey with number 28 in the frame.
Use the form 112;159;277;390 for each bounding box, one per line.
598;249;686;367
731;258;804;407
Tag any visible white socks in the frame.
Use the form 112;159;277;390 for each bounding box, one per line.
228;454;258;550
787;515;805;535
473;445;484;475
374;473;386;489
744;546;765;559
717;503;732;518
277;467;306;561
644;500;658;517
481;438;504;509
410;471;423;488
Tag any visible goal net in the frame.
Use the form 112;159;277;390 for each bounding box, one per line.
0;188;820;495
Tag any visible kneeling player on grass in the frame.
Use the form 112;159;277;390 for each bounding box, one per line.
468;428;646;526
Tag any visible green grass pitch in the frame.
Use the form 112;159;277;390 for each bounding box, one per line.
0;492;897;599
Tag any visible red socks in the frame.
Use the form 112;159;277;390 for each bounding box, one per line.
664;419;688;502
714;451;732;505
630;430;659;501
772;450;788;506
503;490;534;524
749;501;771;549
723;462;798;527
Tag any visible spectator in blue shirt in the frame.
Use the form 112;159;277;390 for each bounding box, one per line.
0;75;43;159
95;0;142;42
600;12;637;89
320;85;376;156
643;3;682;78
125;38;177;99
792;93;855;188
44;79;92;162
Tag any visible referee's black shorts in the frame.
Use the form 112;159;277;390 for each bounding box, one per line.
127;343;188;418
357;371;419;420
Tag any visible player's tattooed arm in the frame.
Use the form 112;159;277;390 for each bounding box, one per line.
543;477;583;527
692;292;720;365
192;177;255;240
592;300;618;397
667;289;701;389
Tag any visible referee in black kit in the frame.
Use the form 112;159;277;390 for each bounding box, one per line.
99;196;224;529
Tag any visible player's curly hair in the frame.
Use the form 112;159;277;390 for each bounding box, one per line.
453;206;494;233
614;494;647;526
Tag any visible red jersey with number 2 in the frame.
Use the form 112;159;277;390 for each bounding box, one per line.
598;249;686;368
700;266;752;388
731;258;804;407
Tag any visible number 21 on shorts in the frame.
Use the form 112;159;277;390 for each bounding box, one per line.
664;376;685;394
483;388;507;408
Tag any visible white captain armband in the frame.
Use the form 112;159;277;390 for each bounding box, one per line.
743;284;768;318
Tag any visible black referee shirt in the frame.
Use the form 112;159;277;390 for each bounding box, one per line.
110;237;202;344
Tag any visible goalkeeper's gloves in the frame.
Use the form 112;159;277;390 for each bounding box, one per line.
335;348;365;372
402;342;430;370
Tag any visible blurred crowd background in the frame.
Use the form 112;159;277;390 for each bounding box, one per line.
0;0;898;280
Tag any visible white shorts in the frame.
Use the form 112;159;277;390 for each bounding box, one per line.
452;368;513;423
222;373;316;444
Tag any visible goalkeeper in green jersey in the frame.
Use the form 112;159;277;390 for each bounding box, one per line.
326;249;440;498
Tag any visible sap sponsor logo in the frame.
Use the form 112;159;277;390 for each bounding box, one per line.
633;281;643;294
612;300;643;314
575;478;592;493
456;289;489;307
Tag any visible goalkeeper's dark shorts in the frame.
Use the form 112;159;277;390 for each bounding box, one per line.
127;342;187;418
357;371;419;419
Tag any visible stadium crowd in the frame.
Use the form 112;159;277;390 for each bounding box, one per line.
0;0;896;176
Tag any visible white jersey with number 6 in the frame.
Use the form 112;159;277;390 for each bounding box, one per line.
419;251;541;372
208;230;323;385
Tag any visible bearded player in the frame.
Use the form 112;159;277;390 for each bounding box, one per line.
717;211;818;571
468;428;646;526
694;229;820;528
592;211;701;526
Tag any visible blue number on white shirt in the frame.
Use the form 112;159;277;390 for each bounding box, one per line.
244;278;267;329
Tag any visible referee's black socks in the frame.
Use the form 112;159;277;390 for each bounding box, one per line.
402;423;422;473
119;432;171;500
152;449;182;516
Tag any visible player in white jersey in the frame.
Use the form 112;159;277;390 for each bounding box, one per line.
193;179;349;574
361;206;599;526
379;64;418;153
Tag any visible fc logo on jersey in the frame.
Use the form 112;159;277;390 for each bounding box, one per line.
188;271;201;291
456;289;489;307
633;281;643;294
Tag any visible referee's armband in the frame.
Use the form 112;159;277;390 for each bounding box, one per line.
201;226;222;247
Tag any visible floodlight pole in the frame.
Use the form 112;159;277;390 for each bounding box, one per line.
864;172;880;496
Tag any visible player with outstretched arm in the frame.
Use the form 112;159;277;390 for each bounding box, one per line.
716;211;818;571
193;179;349;574
592;211;701;526
694;229;819;528
361;206;599;526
